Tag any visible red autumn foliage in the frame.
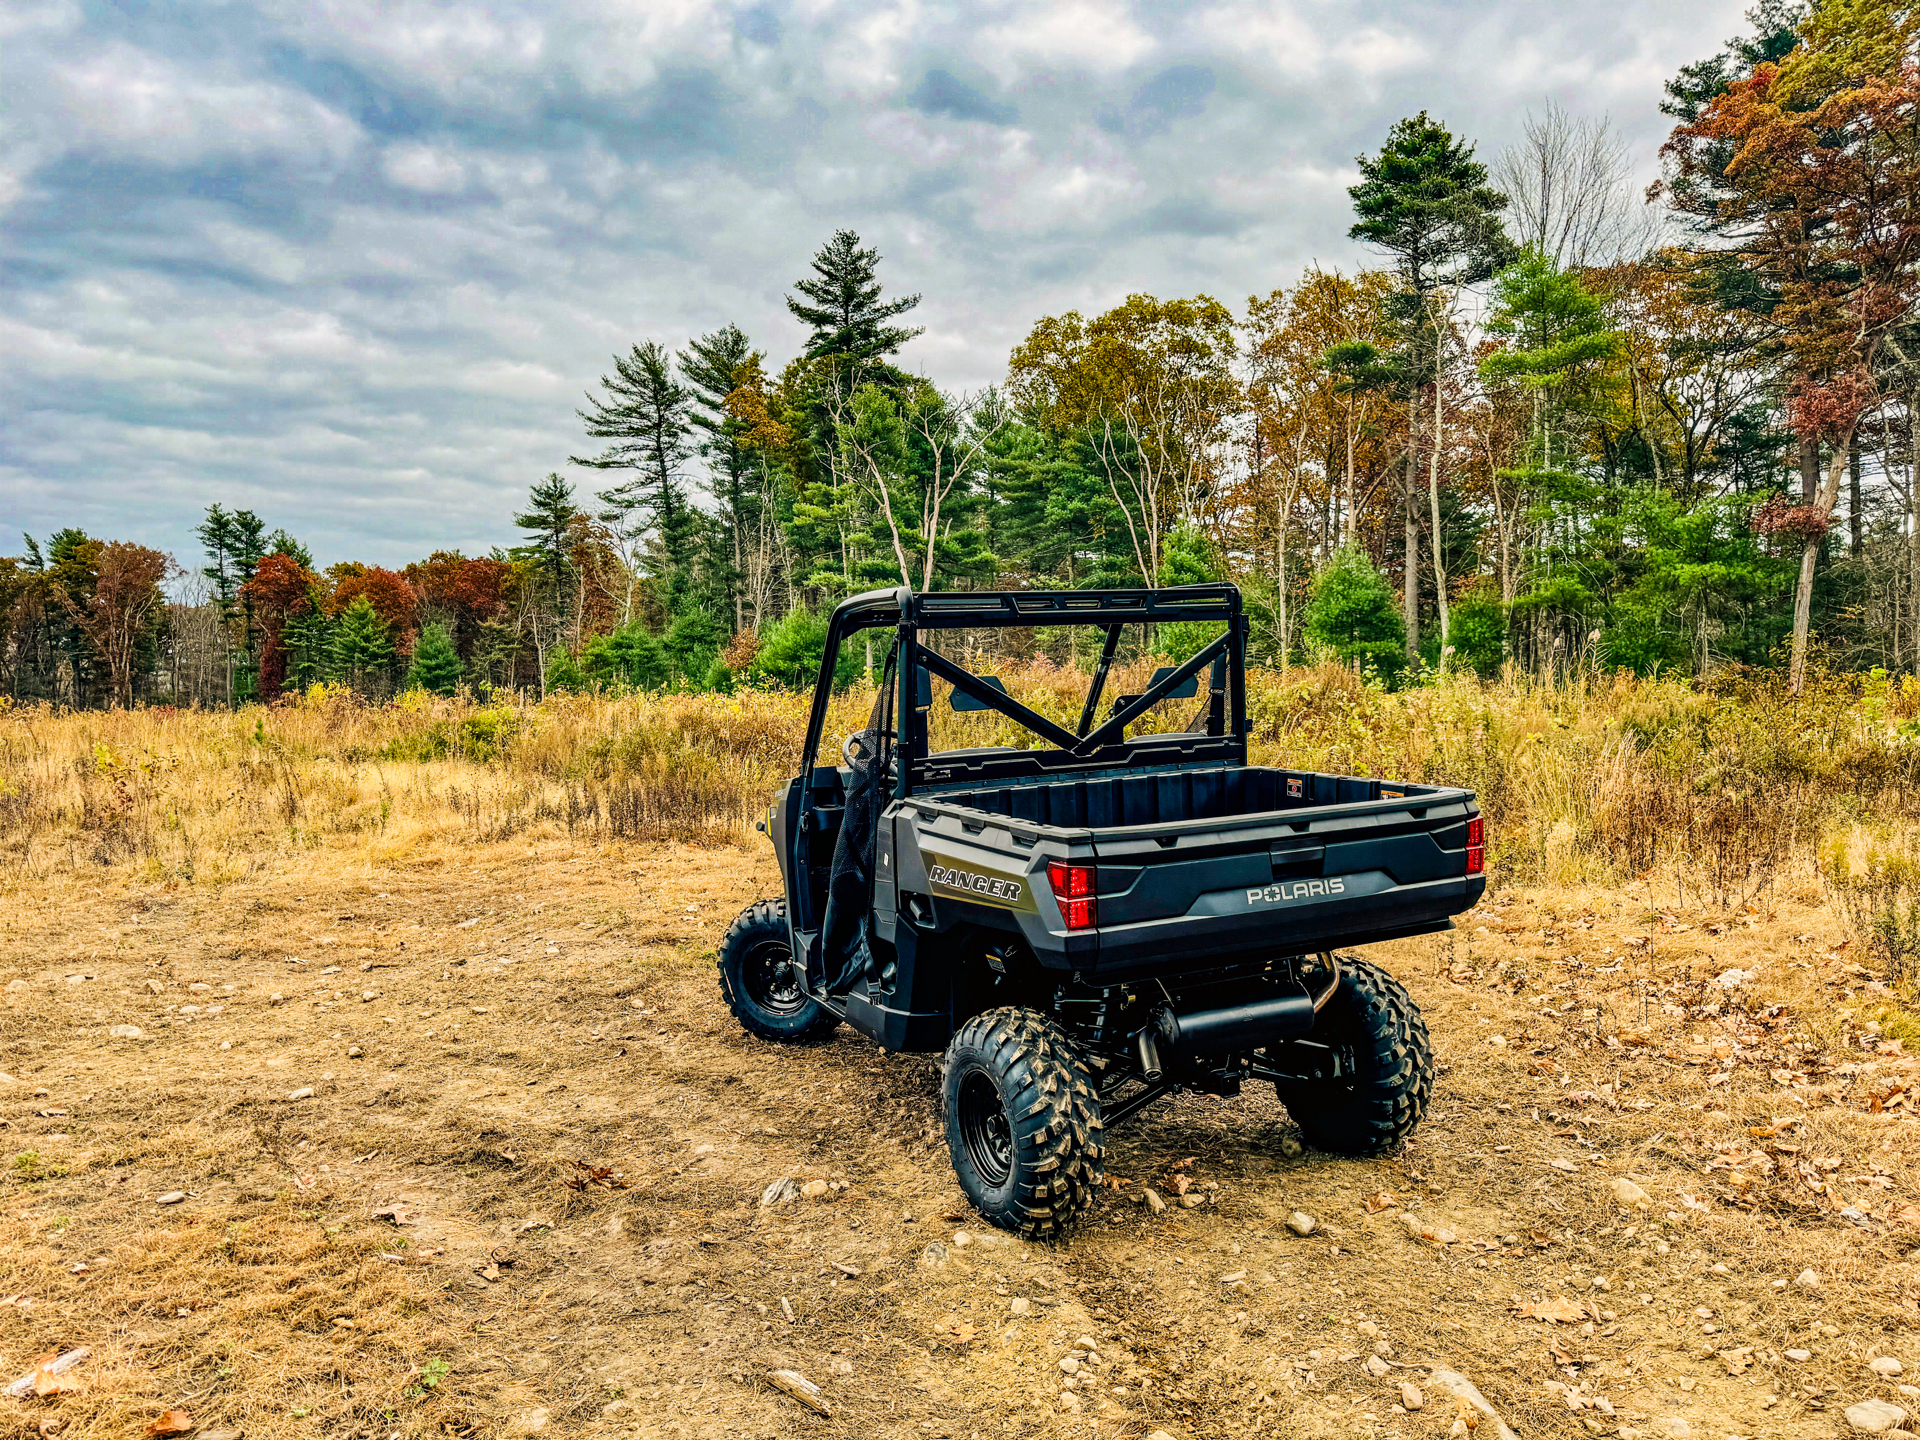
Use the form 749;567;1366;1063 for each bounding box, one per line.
327;566;418;648
240;552;320;700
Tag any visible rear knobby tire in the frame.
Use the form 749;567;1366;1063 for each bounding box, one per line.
942;1007;1104;1240
1273;954;1432;1157
716;899;840;1044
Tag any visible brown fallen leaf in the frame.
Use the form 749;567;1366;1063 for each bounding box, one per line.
1513;1295;1586;1324
144;1409;193;1438
1364;1190;1398;1213
5;1348;89;1400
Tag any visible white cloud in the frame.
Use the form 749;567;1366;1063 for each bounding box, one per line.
383;143;467;193
46;43;359;165
980;0;1156;77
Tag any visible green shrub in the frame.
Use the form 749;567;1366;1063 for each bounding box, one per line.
405;623;462;696
1302;547;1406;681
1447;583;1508;677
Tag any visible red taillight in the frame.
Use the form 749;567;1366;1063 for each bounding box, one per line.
1466;815;1485;875
1047;861;1098;931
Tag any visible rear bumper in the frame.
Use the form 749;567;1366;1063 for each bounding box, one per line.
1086;873;1483;974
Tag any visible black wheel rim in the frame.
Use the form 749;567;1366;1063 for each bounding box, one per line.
957;1067;1013;1186
743;940;806;1018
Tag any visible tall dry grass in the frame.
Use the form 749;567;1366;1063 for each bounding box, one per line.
0;667;1913;969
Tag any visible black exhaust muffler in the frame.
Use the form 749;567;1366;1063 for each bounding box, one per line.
1139;960;1339;1062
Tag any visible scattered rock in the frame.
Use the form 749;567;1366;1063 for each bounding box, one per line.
1711;967;1752;989
760;1176;800;1206
799;1179;830;1200
767;1368;831;1418
347;1046;363;1059
1427;1369;1519;1440
108;1024;144;1040
269;992;285;1005
515;1408;550;1434
1143;1187;1166;1215
1009;1297;1030;1316
1402;1382;1426;1411
1060;1358;1081;1375
1285;1211;1316;1236
1178;1193;1204;1209
1845;1399;1907;1435
287;1087;315;1101
1399;1213;1457;1244
1074;1335;1098;1351
1870;1357;1904;1377
1277;1133;1304;1160
1549;1158;1579;1173
918;1241;948;1271
155;1191;186;1205
1608;1177;1651;1208
952;1231;972;1246
1787;1349;1813;1362
1796;1268;1822;1289
1365;1354;1391;1378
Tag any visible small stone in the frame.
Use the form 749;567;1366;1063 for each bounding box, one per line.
1608;1177;1651;1208
156;1190;186;1205
516;1408;550;1434
1365;1354;1391;1378
1550;1158;1579;1173
1285;1211;1317;1236
1058;1391;1080;1412
145;979;165;995
601;1401;630;1417
1179;1192;1204;1209
1009;1297;1030;1316
799;1179;830;1199
1402;1382;1425;1411
347;1046;363;1058
1870;1357;1904;1377
1060;1357;1081;1375
288;1086;315;1100
270;992;285;1005
1074;1335;1098;1351
1845;1399;1907;1434
1786;1349;1812;1362
1278;1132;1304;1160
108;1024;143;1040
1143;1188;1166;1214
918;1241;948;1270
189;982;211;992
1796;1268;1821;1289
361;990;376;1002
761;1176;800;1206
952;1230;971;1246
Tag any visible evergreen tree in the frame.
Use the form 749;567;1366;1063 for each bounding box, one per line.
787;230;923;364
266;528;313;569
680;324;759;630
194;504;269;704
513;474;580;596
405;622;462;696
1302;547;1408;680
1349;113;1515;660
573;344;698;606
330;594;394;694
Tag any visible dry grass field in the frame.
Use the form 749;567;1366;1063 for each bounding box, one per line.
0;668;1914;1440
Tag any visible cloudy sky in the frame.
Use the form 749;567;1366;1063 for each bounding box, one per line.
1;0;1749;571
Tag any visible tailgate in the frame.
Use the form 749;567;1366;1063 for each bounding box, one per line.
1089;791;1482;973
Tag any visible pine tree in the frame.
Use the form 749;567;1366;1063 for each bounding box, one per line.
679;324;758;629
194;504;269;705
787;230;923;363
1350;113;1514;661
513;474;580;594
406;622;462;696
330;594;394;695
572;344;697;606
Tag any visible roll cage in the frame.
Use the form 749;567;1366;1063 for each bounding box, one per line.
791;584;1252;923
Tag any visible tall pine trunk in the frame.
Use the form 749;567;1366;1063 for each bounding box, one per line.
1428;366;1450;664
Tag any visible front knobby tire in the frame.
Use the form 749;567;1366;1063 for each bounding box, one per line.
716;899;840;1044
942;1007;1104;1240
1273;955;1432;1157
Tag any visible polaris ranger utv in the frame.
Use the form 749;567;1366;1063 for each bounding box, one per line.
719;584;1484;1238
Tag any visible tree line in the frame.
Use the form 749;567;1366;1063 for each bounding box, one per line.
3;0;1913;708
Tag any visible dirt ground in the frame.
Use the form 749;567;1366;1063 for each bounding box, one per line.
1;839;1916;1441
